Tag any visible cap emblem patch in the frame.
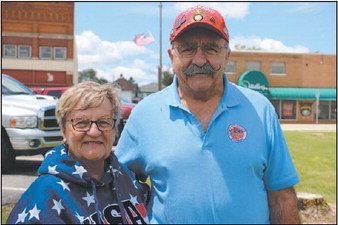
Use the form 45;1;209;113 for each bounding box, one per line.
175;17;186;29
193;14;203;21
228;124;246;142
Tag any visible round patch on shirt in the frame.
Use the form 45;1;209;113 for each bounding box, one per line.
228;124;247;142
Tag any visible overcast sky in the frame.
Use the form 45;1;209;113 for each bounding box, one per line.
75;2;336;85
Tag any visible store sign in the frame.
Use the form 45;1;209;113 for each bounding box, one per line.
237;71;270;97
300;103;312;117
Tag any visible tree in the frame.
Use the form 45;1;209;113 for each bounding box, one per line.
162;71;174;87
128;76;136;84
78;69;108;84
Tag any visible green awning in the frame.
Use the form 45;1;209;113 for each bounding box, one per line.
269;87;336;100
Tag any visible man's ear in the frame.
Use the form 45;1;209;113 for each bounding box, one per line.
226;48;231;59
168;48;174;61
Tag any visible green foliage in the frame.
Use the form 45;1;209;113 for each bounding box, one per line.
78;68;108;84
128;77;136;84
2;203;15;224
162;71;174;87
285;131;336;203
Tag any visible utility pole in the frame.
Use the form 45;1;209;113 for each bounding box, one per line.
158;2;162;91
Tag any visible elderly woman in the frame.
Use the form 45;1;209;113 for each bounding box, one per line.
7;81;149;224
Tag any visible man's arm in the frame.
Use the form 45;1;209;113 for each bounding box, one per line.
267;186;300;224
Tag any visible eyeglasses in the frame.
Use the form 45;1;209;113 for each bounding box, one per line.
173;42;227;57
68;118;117;132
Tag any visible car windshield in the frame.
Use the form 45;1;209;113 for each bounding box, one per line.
2;75;32;95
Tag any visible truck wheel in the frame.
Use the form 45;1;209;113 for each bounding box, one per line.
1;134;16;172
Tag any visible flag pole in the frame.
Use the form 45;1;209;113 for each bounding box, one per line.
158;2;162;91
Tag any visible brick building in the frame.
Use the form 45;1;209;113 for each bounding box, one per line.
2;2;77;87
226;51;336;123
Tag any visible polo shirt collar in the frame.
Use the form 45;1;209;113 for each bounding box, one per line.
166;73;241;109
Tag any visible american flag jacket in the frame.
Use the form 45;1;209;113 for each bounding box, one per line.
6;144;149;224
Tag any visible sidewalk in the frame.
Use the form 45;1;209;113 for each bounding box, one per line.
281;123;336;132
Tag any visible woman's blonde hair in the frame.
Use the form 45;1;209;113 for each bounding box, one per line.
56;81;121;133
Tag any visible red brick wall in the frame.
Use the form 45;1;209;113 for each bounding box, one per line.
227;51;336;88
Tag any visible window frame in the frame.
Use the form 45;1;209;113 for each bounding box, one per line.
18;45;32;58
3;44;17;58
246;61;261;71
225;60;236;74
54;47;67;60
39;46;53;60
270;62;286;76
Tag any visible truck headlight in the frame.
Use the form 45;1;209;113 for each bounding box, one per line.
10;116;37;128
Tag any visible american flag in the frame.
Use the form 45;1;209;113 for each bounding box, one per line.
133;31;155;46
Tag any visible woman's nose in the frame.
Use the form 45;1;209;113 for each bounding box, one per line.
86;122;102;136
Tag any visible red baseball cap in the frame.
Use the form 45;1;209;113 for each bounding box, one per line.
170;5;229;43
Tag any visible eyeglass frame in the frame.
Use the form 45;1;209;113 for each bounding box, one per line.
172;42;229;57
67;118;117;132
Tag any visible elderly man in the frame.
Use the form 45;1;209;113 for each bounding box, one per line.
116;5;300;224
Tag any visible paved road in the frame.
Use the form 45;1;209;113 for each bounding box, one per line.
2;155;43;205
2;124;336;205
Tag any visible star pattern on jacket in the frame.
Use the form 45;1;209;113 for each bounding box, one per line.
113;167;123;177
52;199;64;216
129;194;139;206
75;211;85;223
44;150;55;158
28;204;41;220
7;145;149;224
48;165;59;174
15;208;28;224
133;180;139;189
60;148;67;155
82;192;95;207
72;165;87;178
57;179;70;191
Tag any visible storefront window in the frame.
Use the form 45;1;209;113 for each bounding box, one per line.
331;101;336;120
281;100;296;119
318;101;329;120
318;101;336;120
270;100;281;119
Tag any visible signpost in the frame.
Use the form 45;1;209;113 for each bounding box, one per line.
315;89;320;124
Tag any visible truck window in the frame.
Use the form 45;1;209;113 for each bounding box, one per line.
46;90;62;98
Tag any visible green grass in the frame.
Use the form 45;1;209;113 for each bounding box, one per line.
284;131;336;203
2;131;336;223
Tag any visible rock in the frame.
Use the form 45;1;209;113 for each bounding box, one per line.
297;192;329;210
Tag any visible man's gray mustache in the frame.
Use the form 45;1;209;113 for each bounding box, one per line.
182;64;221;77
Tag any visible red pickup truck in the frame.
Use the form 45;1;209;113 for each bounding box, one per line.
30;87;69;98
29;87;135;144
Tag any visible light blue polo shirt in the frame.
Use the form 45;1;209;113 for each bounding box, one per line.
115;74;300;224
